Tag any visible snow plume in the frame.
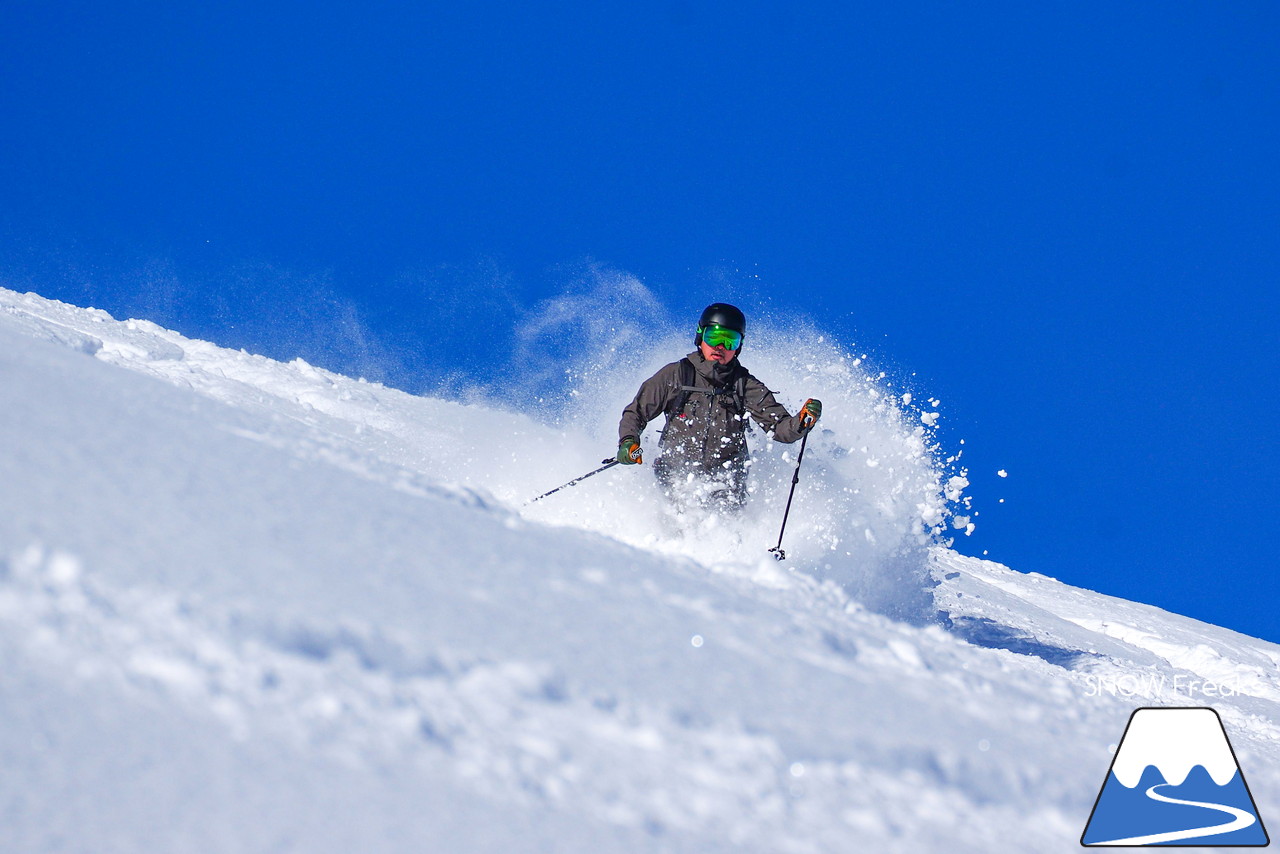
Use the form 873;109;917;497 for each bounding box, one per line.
510;263;674;412
504;271;966;623
736;323;955;622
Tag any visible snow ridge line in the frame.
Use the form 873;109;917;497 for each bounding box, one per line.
0;290;509;513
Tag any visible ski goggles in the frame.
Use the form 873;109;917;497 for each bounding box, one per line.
700;324;742;350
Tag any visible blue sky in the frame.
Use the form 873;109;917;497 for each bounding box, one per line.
4;3;1278;641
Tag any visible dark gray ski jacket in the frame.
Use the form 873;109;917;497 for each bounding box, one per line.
618;351;808;471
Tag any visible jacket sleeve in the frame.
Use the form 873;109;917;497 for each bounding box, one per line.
742;373;807;444
618;362;682;442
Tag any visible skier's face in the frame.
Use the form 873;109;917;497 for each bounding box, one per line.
699;340;738;364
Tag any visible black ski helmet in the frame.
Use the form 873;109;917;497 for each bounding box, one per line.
695;303;746;349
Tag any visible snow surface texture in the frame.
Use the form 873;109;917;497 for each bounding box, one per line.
1;286;1276;853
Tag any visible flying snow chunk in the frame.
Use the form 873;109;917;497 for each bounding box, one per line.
945;476;969;502
1081;707;1269;847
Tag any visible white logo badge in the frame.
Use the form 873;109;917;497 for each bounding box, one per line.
1082;707;1269;846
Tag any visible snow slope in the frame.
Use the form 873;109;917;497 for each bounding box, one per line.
1;287;1276;853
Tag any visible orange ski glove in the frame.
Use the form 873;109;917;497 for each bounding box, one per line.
799;398;822;430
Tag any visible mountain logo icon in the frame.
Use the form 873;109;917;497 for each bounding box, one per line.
1082;707;1269;847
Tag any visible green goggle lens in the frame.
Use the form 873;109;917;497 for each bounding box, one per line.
701;325;742;349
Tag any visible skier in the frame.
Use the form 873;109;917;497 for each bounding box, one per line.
616;303;822;513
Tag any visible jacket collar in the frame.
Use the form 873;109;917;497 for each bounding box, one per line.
686;350;741;385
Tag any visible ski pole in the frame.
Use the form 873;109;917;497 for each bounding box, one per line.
525;459;619;506
768;431;810;561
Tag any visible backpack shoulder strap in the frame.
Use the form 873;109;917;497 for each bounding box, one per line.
666;358;698;418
